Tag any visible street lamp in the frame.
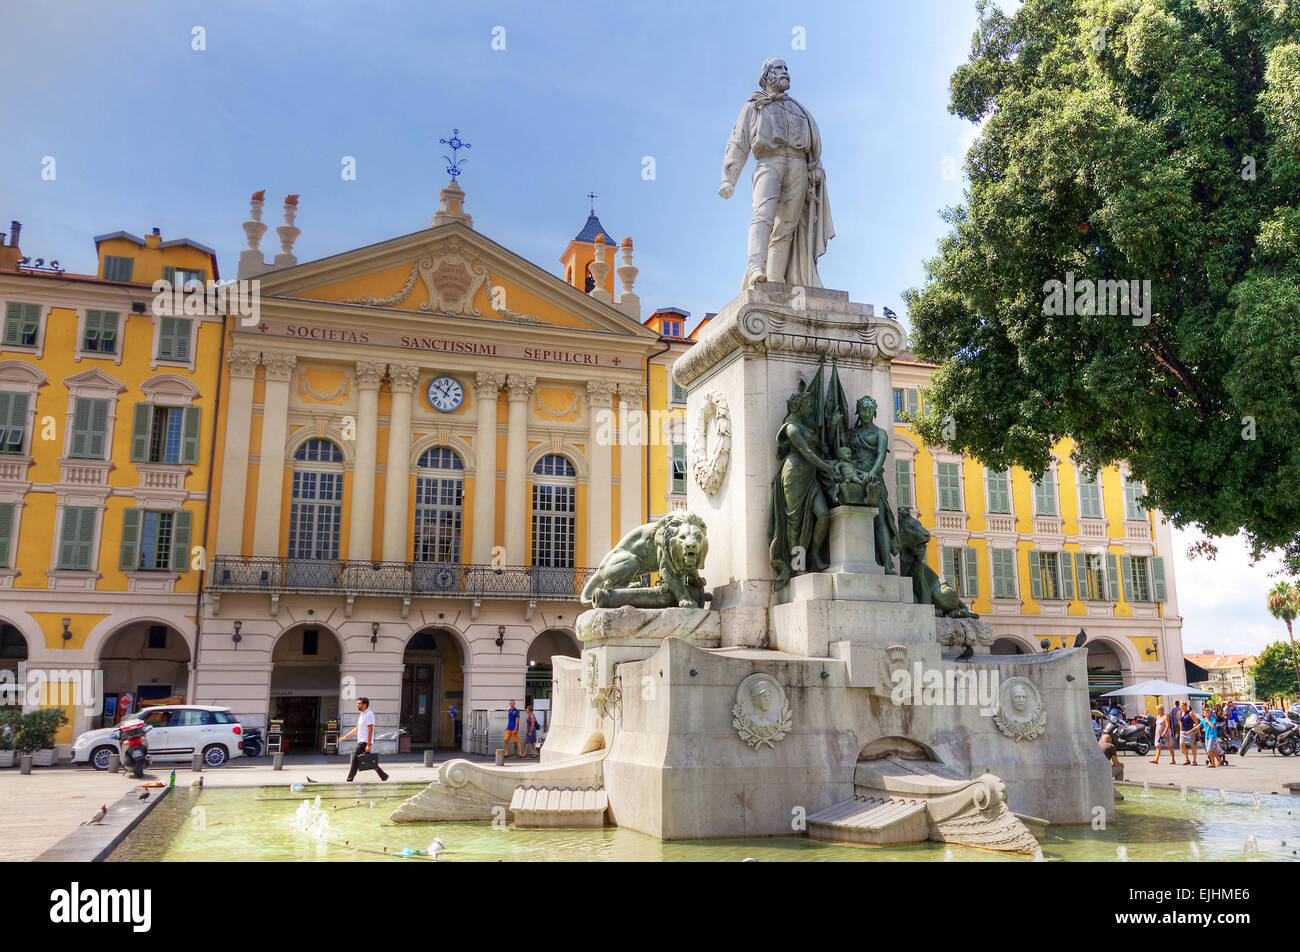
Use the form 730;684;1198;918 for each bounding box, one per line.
232;620;242;648
61;618;72;644
371;621;380;650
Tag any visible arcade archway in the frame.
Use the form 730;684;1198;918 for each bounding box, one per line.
1085;638;1134;705
400;628;465;749
526;628;581;706
270;625;342;754
1;623;26;708
98;621;191;726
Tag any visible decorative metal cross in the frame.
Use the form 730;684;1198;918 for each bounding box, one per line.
440;128;471;181
587;191;597;214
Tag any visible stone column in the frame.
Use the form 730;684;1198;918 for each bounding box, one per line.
618;385;645;537
216;348;261;556
501;374;536;565
587;380;618;562
471;371;506;564
349;361;387;561
381;363;421;562
252;352;297;556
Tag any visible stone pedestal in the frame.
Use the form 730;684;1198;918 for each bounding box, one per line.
828;505;879;574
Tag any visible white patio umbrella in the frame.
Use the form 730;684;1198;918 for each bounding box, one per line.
1100;679;1212;698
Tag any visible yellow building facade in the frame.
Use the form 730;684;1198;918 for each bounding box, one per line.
0;222;222;746
890;353;1185;707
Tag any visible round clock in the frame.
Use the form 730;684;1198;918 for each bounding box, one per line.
426;375;464;412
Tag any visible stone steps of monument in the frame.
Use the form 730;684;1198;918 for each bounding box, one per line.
806;795;930;846
509;786;608;829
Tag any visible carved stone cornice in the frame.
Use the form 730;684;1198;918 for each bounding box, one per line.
586;379;619;408
505;374;537;401
474;371;508;398
260;352;298;382
355;360;388;389
617;384;645;409
388;362;421;392
671;285;906;389
227;348;262;379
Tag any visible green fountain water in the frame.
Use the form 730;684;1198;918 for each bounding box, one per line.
106;783;1300;862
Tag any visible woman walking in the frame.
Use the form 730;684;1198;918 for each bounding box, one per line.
1150;705;1173;765
522;704;540;759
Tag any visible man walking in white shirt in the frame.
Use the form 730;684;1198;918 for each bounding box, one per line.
341;697;389;782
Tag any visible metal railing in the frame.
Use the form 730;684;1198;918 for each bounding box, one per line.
208;556;595;600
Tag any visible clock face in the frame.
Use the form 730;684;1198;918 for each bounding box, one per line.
426;375;465;412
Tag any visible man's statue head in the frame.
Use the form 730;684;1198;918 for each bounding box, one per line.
751;679;774;715
1010;683;1030;715
856;395;877;426
760;57;790;94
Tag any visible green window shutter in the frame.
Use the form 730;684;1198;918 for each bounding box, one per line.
1028;552;1043;599
180;406;201;464
162;266;178;285
964;547;979;598
895;459;913;510
941;547;958;589
4;301;40;345
1061;551;1075;599
1034;470;1057;516
1123;478;1144;520
0;503;13;568
987;470;1009;513
130;403;152;461
87;398;109;459
905;388;919;415
1119;554;1134;602
991;549;1012;598
170;508;192;572
1076;553;1089;599
1152;556;1167;602
60;508;96;571
158;316;192;360
119;508;142;570
1105;553;1121;600
938;462;961;510
69;398;91;458
84;310;119;354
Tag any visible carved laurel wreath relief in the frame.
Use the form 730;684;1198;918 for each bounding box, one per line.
691;390;731;496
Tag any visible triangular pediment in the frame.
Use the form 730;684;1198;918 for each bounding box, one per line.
256;222;658;340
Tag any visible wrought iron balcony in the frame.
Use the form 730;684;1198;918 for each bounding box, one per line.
208;556;596;601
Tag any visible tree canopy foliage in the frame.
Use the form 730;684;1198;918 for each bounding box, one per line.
904;0;1300;570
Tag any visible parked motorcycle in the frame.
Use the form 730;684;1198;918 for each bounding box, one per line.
1239;713;1298;756
1100;714;1153;756
240;726;264;759
116;718;151;779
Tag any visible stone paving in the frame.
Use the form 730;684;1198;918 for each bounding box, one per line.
1114;746;1300;796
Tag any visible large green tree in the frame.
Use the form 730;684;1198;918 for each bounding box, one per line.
1251;640;1300;700
1266;579;1300;693
904;0;1300;569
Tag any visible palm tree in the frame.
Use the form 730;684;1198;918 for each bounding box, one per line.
1266;580;1300;697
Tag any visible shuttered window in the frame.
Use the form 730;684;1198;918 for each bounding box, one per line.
57;507;97;571
1061;551;1075;599
1078;471;1103;518
895;459;914;510
1029;551;1061;599
69;397;110;459
130;403;200;464
161;266;205;288
986;469;1011;513
1124;555;1152;602
120;508;192;572
671;443;687;494
0;503;13;568
0;392;30;454
2;302;41;347
82;310;119;354
157;316;193;361
1080;553;1103;600
1152;556;1167;602
940;545;980;598
990;548;1016;598
1033;469;1058;516
1105;552;1121;600
893;388;920;422
671;380;687;404
103;256;134;282
937;462;962;511
1122;476;1145;521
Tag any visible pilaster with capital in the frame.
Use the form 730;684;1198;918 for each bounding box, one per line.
381;362;422;561
349;361;388;560
471;372;507;564
618;385;646;536
587;379;619;561
216;349;262;555
252;352;297;555
502;374;537;564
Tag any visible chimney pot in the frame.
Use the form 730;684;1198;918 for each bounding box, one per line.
9;221;21;247
152;227;161;236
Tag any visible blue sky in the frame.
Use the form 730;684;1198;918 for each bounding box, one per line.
1;0;1291;658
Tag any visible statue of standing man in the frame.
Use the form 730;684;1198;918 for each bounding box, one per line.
720;57;835;291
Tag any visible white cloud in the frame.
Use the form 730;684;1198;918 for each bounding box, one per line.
1169;527;1294;656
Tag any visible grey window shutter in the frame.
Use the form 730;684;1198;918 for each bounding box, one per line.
0;503;13;568
906;388;919;415
895;459;913;510
1152;556;1167;602
58;510;79;568
170;509;192;571
1120;554;1134;602
88;398;109;458
130;403;152;461
1076;553;1089;599
1105;553;1121;600
1028;553;1043;599
1061;551;1074;599
964;547;979;598
119;509;142;570
69;398;91;458
162;266;177;285
180;406;201;464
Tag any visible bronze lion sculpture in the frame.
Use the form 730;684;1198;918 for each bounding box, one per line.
582;512;710;609
897;510;979;619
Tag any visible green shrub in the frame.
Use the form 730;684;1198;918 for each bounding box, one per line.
16;708;69;754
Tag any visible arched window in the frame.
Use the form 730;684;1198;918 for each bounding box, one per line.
288;439;343;563
532;454;576;570
414;448;464;565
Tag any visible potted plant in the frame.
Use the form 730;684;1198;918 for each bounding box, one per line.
18;708;68;767
0;708;19;767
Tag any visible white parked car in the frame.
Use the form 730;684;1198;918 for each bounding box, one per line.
73;705;246;770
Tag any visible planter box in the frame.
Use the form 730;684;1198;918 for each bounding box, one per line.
31;749;56;767
0;751;13;768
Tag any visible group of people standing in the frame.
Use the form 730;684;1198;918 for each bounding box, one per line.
1150;701;1231;768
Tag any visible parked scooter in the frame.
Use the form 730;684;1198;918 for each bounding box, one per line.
116;718;151;779
1100;714;1153;756
1239;713;1298;756
240;726;264;759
